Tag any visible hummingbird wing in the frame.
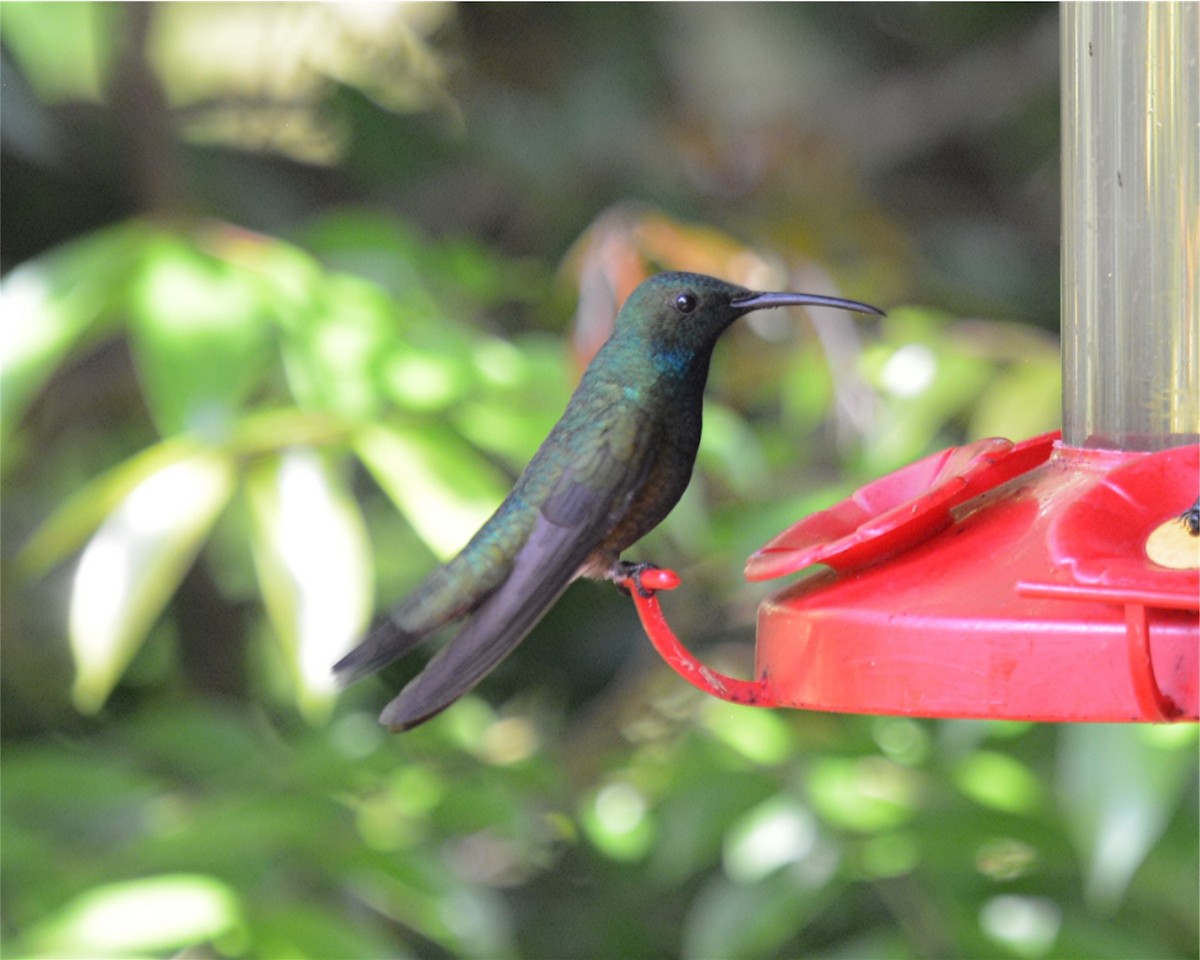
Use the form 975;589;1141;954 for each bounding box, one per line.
377;398;659;731
331;510;521;686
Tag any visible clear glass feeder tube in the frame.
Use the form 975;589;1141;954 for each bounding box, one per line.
1061;1;1199;450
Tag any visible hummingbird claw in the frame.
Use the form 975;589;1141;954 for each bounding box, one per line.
611;561;680;597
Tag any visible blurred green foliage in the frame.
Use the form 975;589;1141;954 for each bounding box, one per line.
1;4;1195;959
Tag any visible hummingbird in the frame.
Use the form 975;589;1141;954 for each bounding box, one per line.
334;271;883;730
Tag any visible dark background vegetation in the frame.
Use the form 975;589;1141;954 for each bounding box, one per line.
1;4;1195;959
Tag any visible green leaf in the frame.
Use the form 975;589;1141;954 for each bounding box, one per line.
970;354;1061;440
681;866;834;960
696;399;770;496
701;700;797;767
129;234;273;438
354;421;509;560
0;2;118;103
978;894;1062;958
722;794;819;883
17;436;204;576
252;902;404;960
381;344;471;412
1057;724;1199;910
0;222;152;445
580;780;656;862
22;874;242;959
860;307;996;472
806;756;920;833
245;449;372;721
279;270;398;418
954;750;1044;815
454;335;572;469
69;451;236;712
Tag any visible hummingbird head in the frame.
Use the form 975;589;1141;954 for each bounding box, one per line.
615;271;883;372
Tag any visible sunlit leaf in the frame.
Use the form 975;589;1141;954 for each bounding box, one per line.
722;794;819;884
580;780;655;862
201;220;328;298
702;701;796;767
469;335;531;389
69;452;236;712
279;271;397;418
382;345;470;412
354;421;508;560
18;437;210;576
18;411;356;580
954;750;1044;815
806;756;920;833
453;399;551;469
979;894;1062;959
129;234;273;438
970;355;1062;440
860;307;996;472
245;449;372;721
454;335;572;468
23;873;241;958
228;406;353;456
0;222;152;444
0;2;118;103
147;5;456;165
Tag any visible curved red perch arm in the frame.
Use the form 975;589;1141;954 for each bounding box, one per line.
618;568;773;706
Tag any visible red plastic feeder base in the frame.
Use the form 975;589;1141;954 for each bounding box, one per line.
626;434;1199;723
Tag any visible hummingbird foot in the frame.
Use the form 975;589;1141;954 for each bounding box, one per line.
610;560;680;597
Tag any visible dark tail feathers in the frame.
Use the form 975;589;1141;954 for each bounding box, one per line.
332;618;429;687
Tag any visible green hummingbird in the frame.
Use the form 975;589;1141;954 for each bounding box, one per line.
334;271;883;730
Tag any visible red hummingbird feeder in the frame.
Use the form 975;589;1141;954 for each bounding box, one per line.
623;2;1199;723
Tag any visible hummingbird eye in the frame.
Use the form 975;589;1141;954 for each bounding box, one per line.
673;292;698;314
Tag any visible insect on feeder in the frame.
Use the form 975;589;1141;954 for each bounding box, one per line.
625;1;1199;723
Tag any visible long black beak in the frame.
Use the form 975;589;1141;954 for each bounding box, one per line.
730;290;885;317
